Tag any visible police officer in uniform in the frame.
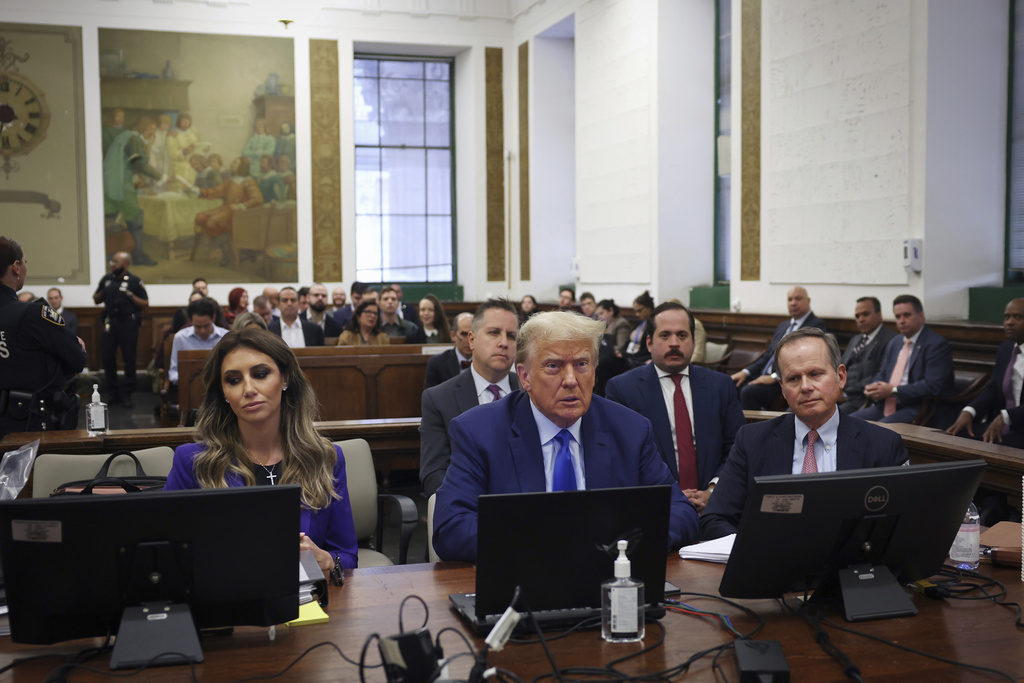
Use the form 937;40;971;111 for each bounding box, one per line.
0;237;87;439
93;251;148;409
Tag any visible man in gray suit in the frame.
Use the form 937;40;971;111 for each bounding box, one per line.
839;296;897;414
419;298;521;497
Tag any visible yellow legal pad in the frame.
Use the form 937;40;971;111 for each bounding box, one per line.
285;601;329;627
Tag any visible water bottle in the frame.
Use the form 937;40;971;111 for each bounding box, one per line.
949;501;980;570
86;384;108;437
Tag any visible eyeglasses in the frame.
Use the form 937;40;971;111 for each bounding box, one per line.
363;310;379;316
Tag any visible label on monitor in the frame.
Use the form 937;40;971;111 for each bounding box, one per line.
11;519;62;543
759;494;804;514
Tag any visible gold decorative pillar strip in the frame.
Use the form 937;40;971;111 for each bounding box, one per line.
310;39;342;281
485;46;506;282
740;0;761;281
518;41;530;282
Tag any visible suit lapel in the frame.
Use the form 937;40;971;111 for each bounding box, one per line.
509;396;547;492
639;365;676;475
452;371;479;414
767;416;797;475
580;408;612;487
835;413;863;469
689;367;709;459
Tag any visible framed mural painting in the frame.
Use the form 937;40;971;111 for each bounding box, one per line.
0;23;89;287
98;29;297;285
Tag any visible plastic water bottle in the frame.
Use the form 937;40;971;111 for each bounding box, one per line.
601;540;644;643
949;501;980;570
86;384;108;437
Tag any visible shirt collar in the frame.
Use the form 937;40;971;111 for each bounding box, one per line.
864;324;884;343
528;398;583;448
794;407;840;448
282;318;302;330
470;364;513;397
654;365;690;381
905;327;924;345
792;311;811;328
455;348;471;364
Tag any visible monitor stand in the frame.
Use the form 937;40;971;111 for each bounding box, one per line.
837;564;918;622
109;601;204;670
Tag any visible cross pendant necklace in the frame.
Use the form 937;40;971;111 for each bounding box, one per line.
247;448;279;485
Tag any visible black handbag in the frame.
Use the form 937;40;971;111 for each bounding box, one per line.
50;450;168;496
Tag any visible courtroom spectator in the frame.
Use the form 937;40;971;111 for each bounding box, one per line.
338;300;389;346
607;302;746;512
852;294;956;426
519;294;538;322
301;283;343;337
579;292;598;319
164;328;358;571
46;288;78;337
839;296;897;414
362;289;379;306
701;329;908;540
418;294;451;343
268;287;324;348
558;287;576;310
224;287;249;324
333;281;367;329
624;290;655;368
231;311;268;332
420;298;521;497
253;295;275;326
192;278;210;297
947;298;1024;446
263;286;281;317
330;286;347;315
168;297;228;385
297;287;310;315
597;299;632;353
730;287;827;410
390;283;420;325
18;291;34;303
179;278;226;330
171;290;205;334
665;297;707;363
379;286;426;343
425;312;473;389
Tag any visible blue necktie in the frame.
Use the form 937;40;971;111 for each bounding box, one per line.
552;429;577;492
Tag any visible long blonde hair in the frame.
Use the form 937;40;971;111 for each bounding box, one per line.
192;328;339;509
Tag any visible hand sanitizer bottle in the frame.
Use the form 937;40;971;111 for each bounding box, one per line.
949;500;980;570
86;384;108;437
601;540;644;643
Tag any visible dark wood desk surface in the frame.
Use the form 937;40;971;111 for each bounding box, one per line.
1;559;1021;681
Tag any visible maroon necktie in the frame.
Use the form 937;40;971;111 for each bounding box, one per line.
460;359;472;369
486;384;501;402
670;374;698;490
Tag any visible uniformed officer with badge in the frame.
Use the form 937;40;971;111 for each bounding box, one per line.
0;237;87;439
93;251;149;409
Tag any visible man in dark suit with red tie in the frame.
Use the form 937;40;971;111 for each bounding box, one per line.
606;302;745;512
947;298;1024;447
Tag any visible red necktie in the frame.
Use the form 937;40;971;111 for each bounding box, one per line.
670;374;698;490
802;430;819;474
884;339;913;417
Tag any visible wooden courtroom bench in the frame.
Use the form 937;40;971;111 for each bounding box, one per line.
177;344;448;425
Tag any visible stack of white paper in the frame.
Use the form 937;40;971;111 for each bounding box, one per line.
678;534;736;564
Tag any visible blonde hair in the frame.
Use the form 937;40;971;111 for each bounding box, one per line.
231;311;268;332
192;329;339;509
515;310;605;366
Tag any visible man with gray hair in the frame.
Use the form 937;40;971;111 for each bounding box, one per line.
433;310;699;562
701;327;909;541
424;311;474;389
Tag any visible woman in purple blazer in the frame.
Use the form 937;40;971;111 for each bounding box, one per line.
164;328;358;575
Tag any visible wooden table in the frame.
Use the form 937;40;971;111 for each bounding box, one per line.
1;559;1021;681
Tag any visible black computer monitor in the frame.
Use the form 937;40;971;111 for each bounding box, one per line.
718;460;986;622
0;486;301;668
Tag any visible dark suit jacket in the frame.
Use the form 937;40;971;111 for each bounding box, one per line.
401;303;420;327
967;339;1024;431
869;325;955;409
840;325;898;409
433;392;699;562
419;369;521;497
268;317;325;347
699;412;909;540
605;364;745;489
60;309;79;338
333;305;354;330
744;312;828;377
425;347;466;389
301;310;343;337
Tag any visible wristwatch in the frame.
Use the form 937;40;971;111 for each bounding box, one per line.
892;386;898;395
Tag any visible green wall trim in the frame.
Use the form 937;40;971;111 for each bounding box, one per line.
968;287;1024;322
394;284;465;303
689;284;730;310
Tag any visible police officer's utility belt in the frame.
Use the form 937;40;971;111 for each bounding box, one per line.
0;388;33;417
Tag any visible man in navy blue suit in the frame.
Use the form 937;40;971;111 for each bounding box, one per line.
606;302;745;512
701;328;908;541
852;294;956;425
433;310;699;562
730;286;827;410
947;298;1024;447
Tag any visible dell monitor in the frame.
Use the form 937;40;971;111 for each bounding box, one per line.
718;460;986;622
0;485;301;668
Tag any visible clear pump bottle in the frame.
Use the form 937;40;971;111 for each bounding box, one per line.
949;500;980;570
86;384;108;437
601;540;645;643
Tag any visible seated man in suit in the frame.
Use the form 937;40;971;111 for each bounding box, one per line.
839;296;897;414
301;283;343;338
701;328;908;540
606;302;745;512
730;286;827;410
947;298;1024;447
333;281;366;330
420;299;521;497
852;294;956;425
433;311;699;562
424;312;473;389
168;297;229;385
46;288;78;338
269;287;324;348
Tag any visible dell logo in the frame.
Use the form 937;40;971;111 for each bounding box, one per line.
864;486;889;511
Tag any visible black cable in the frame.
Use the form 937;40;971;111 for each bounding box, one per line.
43;652;200;683
709;641;735;683
0;653;67;677
399;594;430;633
359;633;381;683
783;599;864;682
232;641;369;682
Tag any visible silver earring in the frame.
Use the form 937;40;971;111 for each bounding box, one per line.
225;398;229;403
283;386;289;392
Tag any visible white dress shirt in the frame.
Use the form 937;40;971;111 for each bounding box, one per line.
280;318;306;348
528;400;586;491
169;325;228;383
791;409;840;474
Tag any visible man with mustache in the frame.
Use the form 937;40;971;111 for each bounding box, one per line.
433;310;699;562
606;302;745;512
